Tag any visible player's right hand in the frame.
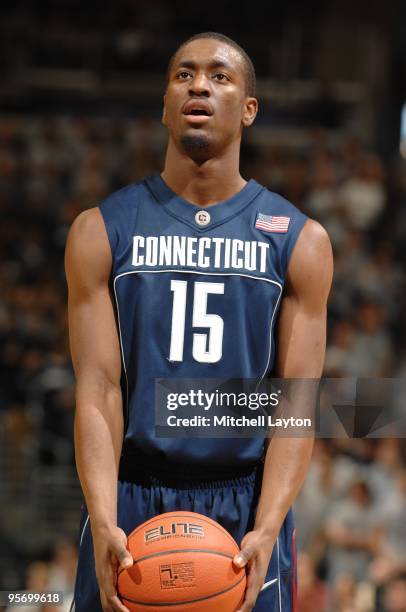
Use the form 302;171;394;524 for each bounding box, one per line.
92;524;134;612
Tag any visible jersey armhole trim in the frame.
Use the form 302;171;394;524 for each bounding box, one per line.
282;216;308;277
98;205;116;268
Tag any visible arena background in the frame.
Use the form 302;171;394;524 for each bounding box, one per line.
1;1;406;611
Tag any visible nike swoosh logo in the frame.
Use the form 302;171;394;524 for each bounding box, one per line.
260;577;279;592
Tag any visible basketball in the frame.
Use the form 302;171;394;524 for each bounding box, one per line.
117;511;246;611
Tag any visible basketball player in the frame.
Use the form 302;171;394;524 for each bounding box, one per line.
65;32;333;611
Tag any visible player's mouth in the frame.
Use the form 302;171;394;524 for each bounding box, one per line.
182;100;213;124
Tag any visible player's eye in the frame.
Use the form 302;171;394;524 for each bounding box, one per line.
213;73;230;82
176;71;192;80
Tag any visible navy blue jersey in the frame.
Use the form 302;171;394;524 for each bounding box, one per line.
99;174;307;468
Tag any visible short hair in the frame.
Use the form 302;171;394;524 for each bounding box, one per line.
166;32;256;97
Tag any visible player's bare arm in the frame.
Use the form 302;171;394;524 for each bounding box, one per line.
234;220;333;612
65;208;133;612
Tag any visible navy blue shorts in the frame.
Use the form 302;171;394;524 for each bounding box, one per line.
71;465;296;611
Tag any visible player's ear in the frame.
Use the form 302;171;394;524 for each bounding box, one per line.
162;94;167;126
242;97;258;127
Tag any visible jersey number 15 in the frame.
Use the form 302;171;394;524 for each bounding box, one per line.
169;280;224;364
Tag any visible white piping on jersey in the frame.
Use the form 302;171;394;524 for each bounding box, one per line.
114;268;283;289
258;285;283;385
114;270;283;383
260;577;279;591
113;280;130;432
69;514;90;612
79;514;90;546
277;536;282;612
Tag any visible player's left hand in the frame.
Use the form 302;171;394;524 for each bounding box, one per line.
233;529;276;612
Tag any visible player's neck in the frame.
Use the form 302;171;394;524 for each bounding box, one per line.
161;143;246;207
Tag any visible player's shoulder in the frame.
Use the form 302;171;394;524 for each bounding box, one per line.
68;206;103;239
69;181;146;237
256;184;307;220
98;179;148;214
300;217;330;246
257;184;329;241
65;207;112;283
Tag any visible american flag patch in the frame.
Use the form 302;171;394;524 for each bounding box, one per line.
255;213;290;233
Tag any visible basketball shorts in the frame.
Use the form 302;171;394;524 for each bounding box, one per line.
71;463;296;611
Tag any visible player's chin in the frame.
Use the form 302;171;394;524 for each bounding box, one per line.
180;132;213;156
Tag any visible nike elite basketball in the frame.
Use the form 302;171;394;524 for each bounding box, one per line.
117;511;246;611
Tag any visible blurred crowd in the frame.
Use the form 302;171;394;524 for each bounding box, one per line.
295;439;406;611
0;114;405;611
2;539;76;612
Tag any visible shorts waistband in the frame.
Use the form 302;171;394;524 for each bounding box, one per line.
118;454;261;489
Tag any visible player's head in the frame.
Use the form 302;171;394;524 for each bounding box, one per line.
166;33;256;98
162;32;258;163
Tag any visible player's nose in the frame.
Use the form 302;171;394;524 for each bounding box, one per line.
188;72;210;96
